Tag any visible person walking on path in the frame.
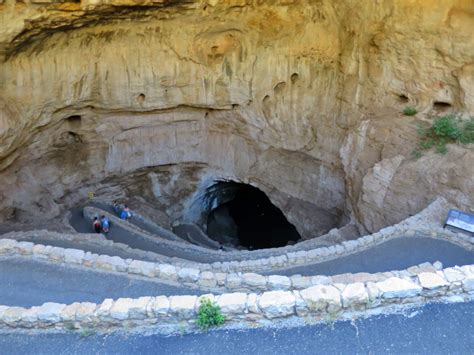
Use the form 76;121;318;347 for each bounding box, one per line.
92;217;101;233
120;205;132;221
113;202;121;216
101;215;110;235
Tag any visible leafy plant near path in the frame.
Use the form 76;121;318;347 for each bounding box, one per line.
412;114;474;158
196;298;225;331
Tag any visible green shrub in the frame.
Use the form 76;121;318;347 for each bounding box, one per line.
414;114;474;157
196;299;225;331
403;106;418;116
459;117;474;144
432;115;461;140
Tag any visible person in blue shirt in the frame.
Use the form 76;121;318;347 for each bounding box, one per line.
120;205;132;221
101;215;110;234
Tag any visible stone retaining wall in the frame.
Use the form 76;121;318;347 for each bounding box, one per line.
44;198;474;274
0;235;472;294
86;199;474;270
0;264;472;331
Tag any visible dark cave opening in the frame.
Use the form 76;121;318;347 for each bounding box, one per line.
206;181;301;250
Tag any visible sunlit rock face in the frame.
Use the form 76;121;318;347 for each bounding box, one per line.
0;0;473;238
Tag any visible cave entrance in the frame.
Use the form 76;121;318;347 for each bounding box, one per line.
206;181;301;250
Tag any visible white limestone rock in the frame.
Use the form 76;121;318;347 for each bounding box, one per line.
418;272;449;290
462;276;474;292
1;307;25;324
129;297;152;319
95;299;114;318
341;283;369;308
198;271;217;288
64;248;85;264
75;302;97;322
226;273;242;289
95;255;128;272
258;291;296;319
291;276;312;290
16;241;34;255
149;296;170;318
300;285;342;312
443;267;466;283
246;293;259;313
311;276;332;285
169;296;197;319
267;275;291;290
299;285;342;313
0;239;17;255
21;307;39;324
60;303;81;322
178;268;200;283
376;277;422;298
242;273;266;289
157;264;178;281
217;293;248;316
128;260;156;277
110;298;134;320
293;290;309;316
47;247;65;262
36;302;66;323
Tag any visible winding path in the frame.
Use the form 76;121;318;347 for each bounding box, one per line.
267;237;474;276
0;258;202;308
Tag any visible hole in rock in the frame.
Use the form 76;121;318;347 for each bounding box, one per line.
206;181;301;250
66;115;82;123
290;73;299;84
397;94;409;104
137;93;146;104
433;101;451;110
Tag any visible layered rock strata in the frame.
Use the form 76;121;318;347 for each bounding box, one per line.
0;0;473;238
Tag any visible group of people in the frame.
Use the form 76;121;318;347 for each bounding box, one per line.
92;215;110;234
113;202;132;221
91;202;133;234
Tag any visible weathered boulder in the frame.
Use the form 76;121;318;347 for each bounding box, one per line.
300;285;342;313
258;291;295;319
376;278;422;299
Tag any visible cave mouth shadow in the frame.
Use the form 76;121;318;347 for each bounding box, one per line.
206;181;301;250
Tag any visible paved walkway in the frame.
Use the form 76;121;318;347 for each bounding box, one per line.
268;237;474;276
69;205;474;270
0;258;202;308
70;207;217;263
1;301;472;354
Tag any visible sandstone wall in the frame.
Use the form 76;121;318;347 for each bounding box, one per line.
0;0;473;235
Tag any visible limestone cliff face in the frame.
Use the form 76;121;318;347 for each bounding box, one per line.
0;0;473;237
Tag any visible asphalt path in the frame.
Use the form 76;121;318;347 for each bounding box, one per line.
0;301;472;354
267;237;474;276
69;207;216;263
69;204;474;271
0;258;202;308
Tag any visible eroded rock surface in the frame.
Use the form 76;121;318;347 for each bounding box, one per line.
0;0;473;238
